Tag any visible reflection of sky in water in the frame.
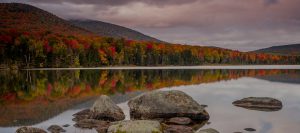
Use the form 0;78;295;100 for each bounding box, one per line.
161;77;300;133
1;77;300;133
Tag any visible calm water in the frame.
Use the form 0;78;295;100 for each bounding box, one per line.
1;66;300;133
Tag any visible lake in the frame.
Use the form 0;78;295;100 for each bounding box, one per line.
1;66;300;133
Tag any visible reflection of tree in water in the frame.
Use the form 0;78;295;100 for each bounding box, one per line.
0;69;299;126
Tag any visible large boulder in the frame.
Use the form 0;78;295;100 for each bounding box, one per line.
128;90;209;120
107;120;162;133
233;97;282;111
196;128;219;133
16;127;47;133
90;95;125;121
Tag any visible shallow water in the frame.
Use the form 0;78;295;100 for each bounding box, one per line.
1;66;300;133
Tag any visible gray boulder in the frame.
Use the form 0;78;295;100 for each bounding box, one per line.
233;97;282;111
16;127;47;133
107;120;162;133
196;128;219;133
90;95;125;121
128;90;209;120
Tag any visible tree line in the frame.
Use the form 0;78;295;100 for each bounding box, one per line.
0;29;299;68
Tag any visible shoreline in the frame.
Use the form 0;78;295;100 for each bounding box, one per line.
22;65;300;70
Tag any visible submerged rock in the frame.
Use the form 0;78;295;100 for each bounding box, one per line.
96;125;111;133
90;95;125;121
164;125;194;133
244;128;256;132
16;127;47;133
47;125;65;133
128;90;209;120
72;109;92;122
233;97;282;111
167;117;192;125
196;128;219;133
74;119;110;129
62;124;69;127
107;120;162;133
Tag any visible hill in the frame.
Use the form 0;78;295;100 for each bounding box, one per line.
70;19;162;42
0;3;299;69
0;3;93;36
254;44;300;55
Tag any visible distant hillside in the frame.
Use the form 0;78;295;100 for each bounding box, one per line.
0;3;299;69
254;44;300;55
70;19;162;42
0;3;93;36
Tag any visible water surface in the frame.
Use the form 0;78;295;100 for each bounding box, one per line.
1;66;300;133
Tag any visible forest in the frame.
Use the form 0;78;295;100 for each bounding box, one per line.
0;29;300;69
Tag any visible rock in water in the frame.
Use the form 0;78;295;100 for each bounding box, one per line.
47;125;66;133
167;117;192;125
164;125;194;133
16;127;47;133
72;109;92;122
233;97;282;111
196;128;219;133
107;120;162;133
128;90;209;120
90;95;125;121
74;119;110;129
62;124;69;127
244;128;256;132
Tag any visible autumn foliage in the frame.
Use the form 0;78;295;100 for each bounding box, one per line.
0;3;299;68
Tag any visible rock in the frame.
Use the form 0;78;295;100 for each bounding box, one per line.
73;109;91;116
189;121;208;131
107;120;162;133
164;125;194;133
90;95;125;121
95;125;111;133
47;125;66;133
200;105;208;108
233;97;282;111
16;127;47;133
74;119;110;129
72;109;92;122
196;128;219;133
167;117;192;125
244;128;256;131
128;90;209;120
62;124;69;127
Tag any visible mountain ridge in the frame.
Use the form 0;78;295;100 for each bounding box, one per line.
0;3;94;36
70;19;162;42
254;44;300;55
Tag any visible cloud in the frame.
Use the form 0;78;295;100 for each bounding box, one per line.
26;0;201;6
5;0;300;51
264;0;279;6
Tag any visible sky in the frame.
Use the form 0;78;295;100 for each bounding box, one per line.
2;0;300;51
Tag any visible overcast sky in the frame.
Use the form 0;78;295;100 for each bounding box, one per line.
3;0;300;51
